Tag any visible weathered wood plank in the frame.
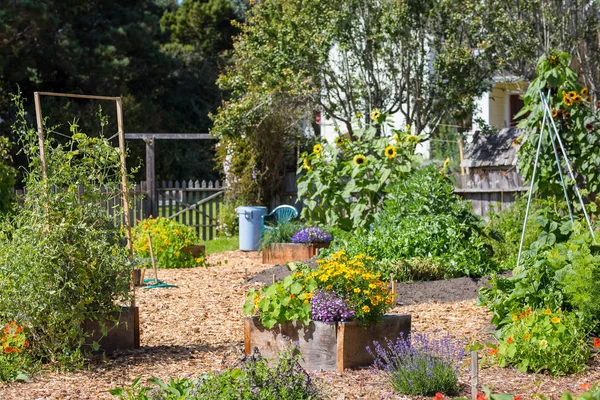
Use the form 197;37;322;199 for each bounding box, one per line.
262;243;329;264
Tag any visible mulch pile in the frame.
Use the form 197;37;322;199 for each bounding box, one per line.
0;252;598;399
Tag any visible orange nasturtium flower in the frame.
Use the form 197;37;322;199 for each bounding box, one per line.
506;337;514;344
593;337;600;348
488;348;498;356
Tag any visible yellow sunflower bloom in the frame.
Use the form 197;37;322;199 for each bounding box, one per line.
313;144;322;154
353;154;367;166
563;96;573;106
371;109;381;121
302;158;312;170
334;136;345;147
581;87;588;96
385;145;397;159
574;95;582;103
567;91;577;99
405;134;420;144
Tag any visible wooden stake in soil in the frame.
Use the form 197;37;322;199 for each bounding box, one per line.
147;233;159;284
471;350;479;400
390;274;397;297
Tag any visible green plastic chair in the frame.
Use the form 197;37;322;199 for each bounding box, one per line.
261;205;299;232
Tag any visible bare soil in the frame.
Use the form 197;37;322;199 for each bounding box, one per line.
0;251;598;399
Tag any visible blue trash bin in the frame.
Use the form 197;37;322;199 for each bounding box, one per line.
236;206;267;251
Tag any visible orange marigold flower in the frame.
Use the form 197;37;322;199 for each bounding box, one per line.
593;337;600;348
506;337;514;344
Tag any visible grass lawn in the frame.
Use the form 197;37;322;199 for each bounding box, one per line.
201;235;238;255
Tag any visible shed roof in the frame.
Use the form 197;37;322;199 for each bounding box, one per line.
461;128;522;168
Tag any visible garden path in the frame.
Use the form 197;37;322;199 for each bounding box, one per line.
0;251;598;399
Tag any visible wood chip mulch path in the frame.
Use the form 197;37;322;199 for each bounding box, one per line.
0;251;599;399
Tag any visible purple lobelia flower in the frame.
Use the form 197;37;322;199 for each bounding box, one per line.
291;227;332;244
310;289;355;322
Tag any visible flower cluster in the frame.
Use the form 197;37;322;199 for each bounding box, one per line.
132;217;205;268
368;331;464;396
1;322;28;355
290;227;332;244
310;289;355;322
303;250;395;323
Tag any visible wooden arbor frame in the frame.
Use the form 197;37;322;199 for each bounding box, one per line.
33;91;134;261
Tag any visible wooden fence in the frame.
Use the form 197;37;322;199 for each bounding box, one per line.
15;180;225;241
454;169;528;219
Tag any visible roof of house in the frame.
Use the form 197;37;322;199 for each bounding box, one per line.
461;128;522;168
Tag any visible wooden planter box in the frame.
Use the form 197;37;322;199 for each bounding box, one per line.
83;306;140;353
244;314;411;371
262;243;330;264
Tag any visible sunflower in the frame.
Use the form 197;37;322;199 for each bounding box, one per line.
313;144;322;154
574;95;582;103
302;158;312;170
581;87;588;96
384;145;397;159
551;109;559;118
334;136;345;147
567;91;577;99
549;55;558;66
371;109;381;121
405;134;420;144
564;111;571;119
353;154;367;166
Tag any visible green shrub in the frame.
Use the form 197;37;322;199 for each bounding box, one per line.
133;217;205;268
0;96;132;374
326;166;498;280
491;308;590;375
0;136;16;214
217;201;239;237
110;347;321;399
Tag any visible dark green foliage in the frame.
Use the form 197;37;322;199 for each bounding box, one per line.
110;348;321;399
0;136;16;213
327;166;498;280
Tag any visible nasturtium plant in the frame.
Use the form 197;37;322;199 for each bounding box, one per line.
517;52;600;209
297;117;419;230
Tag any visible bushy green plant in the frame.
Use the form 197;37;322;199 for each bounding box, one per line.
259;219;303;250
133;217;205;268
0;94;132;374
489;308;590;375
217;201;239;237
297;116;418;231
326;166;498;280
110;347;321;399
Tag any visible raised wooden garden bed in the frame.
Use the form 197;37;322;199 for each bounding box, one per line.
262;243;329;264
83;306;140;353
244;314;411;371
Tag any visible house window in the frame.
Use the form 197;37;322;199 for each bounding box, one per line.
509;94;525;127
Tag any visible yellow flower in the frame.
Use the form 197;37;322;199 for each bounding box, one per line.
581;87;589;96
563;96;573;106
325;285;332;290
405;134;420;144
370;297;379;306
567;91;577;99
384;145;397;159
354;288;361;293
574;95;582;103
353;154;367;166
334;136;345;147
512;315;518;321
362;305;371;313
369;283;376;289
305;292;313;299
551;317;561;324
393;133;400;142
406;124;411;132
371;109;381;121
523;333;531;340
540;339;548;347
356;112;363;118
302;158;312;170
544;309;552;315
363;290;370;295
313;144;322;154
443;157;450;169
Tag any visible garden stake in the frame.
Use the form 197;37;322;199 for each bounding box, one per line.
147;233;159;284
470;350;479;400
272;274;276;284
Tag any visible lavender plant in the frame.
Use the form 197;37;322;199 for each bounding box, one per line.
310;289;355;322
367;331;465;396
291;227;332;244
